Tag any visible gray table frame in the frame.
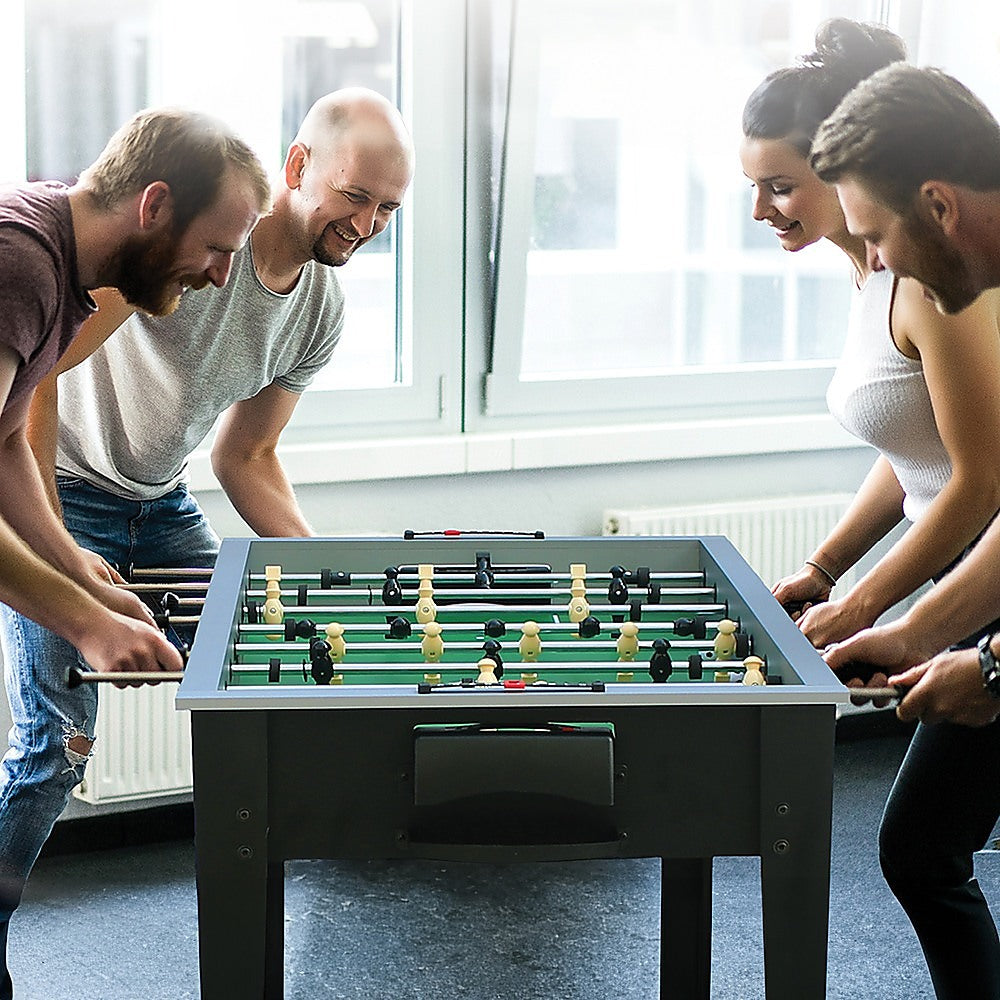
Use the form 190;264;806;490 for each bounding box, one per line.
178;535;845;999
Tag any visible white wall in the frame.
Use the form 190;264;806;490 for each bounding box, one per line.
197;444;882;540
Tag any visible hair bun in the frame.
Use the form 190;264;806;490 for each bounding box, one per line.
805;17;907;83
742;17;906;151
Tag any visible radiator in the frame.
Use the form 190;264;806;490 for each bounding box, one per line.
74;682;191;805
602;493;858;592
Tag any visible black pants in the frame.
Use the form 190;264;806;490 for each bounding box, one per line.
880;716;1000;999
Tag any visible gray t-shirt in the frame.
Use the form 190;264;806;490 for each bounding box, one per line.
56;240;344;499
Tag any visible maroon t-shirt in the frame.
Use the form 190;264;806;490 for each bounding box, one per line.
0;182;96;416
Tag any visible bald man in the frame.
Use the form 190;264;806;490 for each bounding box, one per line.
32;87;414;538
0;88;413;991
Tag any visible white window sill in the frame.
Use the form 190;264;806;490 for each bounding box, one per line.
187;412;862;491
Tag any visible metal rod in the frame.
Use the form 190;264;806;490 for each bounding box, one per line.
129;567;214;579
66;667;184;687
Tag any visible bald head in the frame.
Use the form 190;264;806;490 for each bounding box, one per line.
295;87;414;177
272;88;414;270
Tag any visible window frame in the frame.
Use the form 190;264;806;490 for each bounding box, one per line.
10;0;467;447
278;0;468;445
468;0;882;434
9;0;943;487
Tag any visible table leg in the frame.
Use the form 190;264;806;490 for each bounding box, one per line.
265;862;285;997
191;712;274;999
660;857;712;999
759;706;835;1000
760;855;830;1000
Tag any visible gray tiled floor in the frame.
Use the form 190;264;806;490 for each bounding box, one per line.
9;716;999;999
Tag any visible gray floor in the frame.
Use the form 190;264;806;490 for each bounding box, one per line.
8;714;1000;1000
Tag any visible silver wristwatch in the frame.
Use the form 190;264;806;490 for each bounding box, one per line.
977;633;1000;699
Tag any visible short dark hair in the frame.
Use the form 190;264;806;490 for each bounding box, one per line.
742;18;905;157
80;107;271;234
811;64;1000;214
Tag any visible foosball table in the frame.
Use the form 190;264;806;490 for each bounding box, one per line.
176;533;848;999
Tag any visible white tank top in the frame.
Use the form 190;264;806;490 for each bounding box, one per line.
826;268;950;522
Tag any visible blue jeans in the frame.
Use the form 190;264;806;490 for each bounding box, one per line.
0;479;219;997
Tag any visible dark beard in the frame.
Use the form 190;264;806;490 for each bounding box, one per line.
107;228;185;316
903;213;980;315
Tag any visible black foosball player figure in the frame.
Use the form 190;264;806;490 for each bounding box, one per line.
607;565;629;604
687;653;704;680
382;567;403;606
673;616;707;640
308;637;336;685
474;551;495;588
484;618;506;638
284;618;317;642
153;591;190;662
648;637;673;682
385;616;412;639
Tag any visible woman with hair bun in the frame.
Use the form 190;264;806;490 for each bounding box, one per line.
742;21;1000;1000
741;19;1000;651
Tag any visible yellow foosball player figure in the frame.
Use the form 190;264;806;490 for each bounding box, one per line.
421;621;444;663
475;657;500;686
325;622;346;663
416;564;437;624
742;655;766;686
568;563;590;622
714;618;737;660
519;620;542;662
617;621;640;661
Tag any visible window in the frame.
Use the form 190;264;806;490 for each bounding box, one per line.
13;0;465;444
7;0;986;464
281;2;401;392
477;0;871;429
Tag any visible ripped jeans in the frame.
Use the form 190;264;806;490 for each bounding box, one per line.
0;478;218;995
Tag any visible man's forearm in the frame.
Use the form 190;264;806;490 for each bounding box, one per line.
0;422;87;581
901;513;1000;650
24;373;63;516
0;513;101;639
217;451;314;538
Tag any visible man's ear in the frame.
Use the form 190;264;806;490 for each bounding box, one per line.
284;143;309;190
137;181;173;232
918;180;960;237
